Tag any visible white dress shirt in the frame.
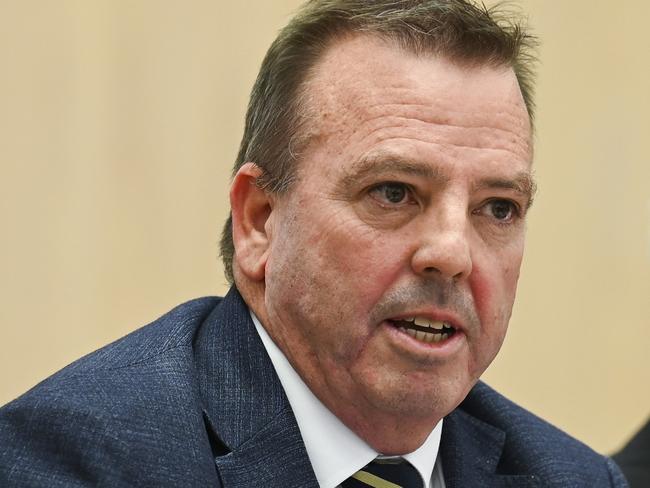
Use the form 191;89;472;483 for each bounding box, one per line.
251;311;446;488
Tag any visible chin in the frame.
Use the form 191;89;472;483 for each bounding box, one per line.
370;374;472;421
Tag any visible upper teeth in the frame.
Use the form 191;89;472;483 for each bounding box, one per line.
405;317;446;330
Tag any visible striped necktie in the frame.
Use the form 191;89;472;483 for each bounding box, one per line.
341;457;423;488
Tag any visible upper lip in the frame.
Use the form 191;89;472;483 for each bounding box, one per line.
386;310;465;333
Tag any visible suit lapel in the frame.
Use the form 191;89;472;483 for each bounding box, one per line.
193;287;319;488
441;403;541;487
213;408;318;488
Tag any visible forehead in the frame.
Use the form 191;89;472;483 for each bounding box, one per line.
299;34;533;171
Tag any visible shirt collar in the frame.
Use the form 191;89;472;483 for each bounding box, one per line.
251;311;442;488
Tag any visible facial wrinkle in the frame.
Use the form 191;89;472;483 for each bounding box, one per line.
364;100;530;139
351;114;531;159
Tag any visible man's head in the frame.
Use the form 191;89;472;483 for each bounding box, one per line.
225;0;537;454
221;0;536;283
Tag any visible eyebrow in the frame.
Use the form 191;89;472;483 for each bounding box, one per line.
340;153;449;192
472;173;537;208
339;151;537;208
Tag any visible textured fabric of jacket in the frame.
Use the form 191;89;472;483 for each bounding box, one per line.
613;419;650;488
0;287;628;487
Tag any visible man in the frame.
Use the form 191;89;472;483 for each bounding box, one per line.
0;1;628;487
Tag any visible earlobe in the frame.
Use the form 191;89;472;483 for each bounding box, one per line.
229;163;273;282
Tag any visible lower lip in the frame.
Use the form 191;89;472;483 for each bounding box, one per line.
382;321;465;357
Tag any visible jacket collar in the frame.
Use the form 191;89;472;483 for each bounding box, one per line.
440;390;541;488
193;287;319;488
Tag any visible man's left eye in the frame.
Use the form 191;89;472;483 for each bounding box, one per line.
477;199;520;222
369;182;412;205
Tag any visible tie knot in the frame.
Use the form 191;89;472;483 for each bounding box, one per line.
342;457;423;488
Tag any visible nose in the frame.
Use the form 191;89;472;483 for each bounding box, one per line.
410;208;473;280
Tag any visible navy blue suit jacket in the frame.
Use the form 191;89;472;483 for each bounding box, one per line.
0;288;628;487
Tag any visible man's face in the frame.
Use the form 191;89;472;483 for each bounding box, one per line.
259;36;533;445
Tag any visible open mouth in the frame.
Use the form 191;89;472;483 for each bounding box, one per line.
387;317;457;344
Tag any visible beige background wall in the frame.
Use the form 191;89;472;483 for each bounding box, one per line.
1;1;648;455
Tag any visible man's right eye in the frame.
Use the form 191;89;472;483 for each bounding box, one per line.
368;182;412;205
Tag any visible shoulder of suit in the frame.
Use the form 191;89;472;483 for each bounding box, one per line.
460;381;594;453
13;296;222;401
66;296;221;373
457;381;627;485
0;296;224;487
0;296;223;420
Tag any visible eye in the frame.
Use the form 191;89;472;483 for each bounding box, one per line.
475;199;520;223
368;182;414;206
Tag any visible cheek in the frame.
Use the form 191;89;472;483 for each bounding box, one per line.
339;235;412;309
268;197;414;327
467;261;519;376
469;265;492;323
310;215;407;290
469;251;522;328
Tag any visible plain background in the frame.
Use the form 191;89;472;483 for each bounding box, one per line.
0;0;648;455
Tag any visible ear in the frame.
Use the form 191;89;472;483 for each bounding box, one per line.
230;163;273;282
